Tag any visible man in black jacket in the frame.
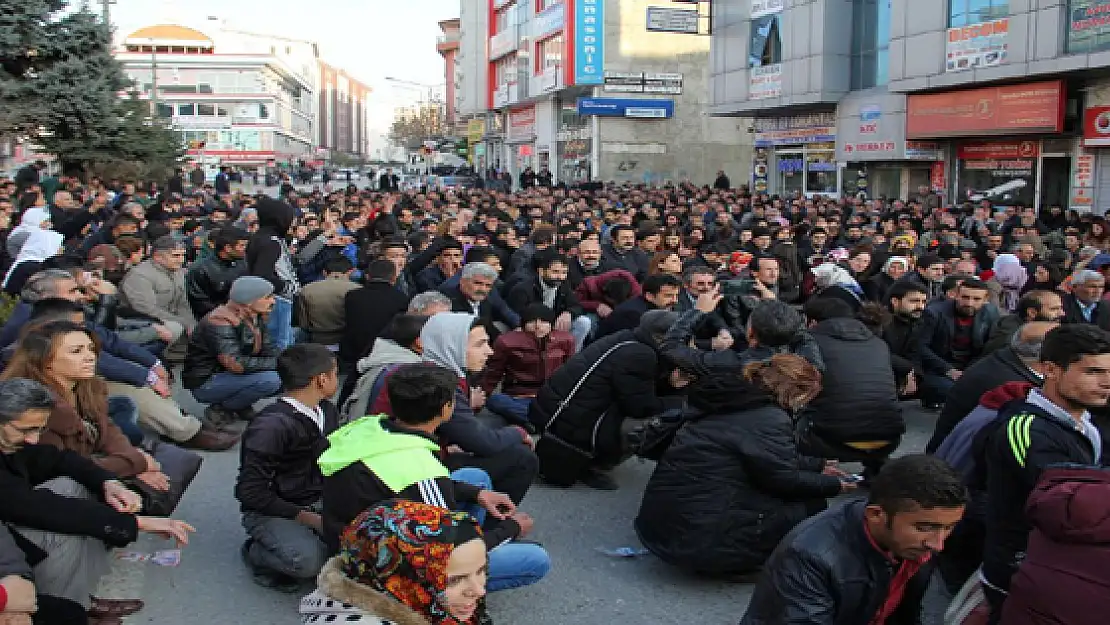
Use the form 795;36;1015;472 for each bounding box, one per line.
340;260;410;371
440;262;518;341
1061;269;1110;330
185;226;248;320
741;455;967;625
976;324;1110;621
926;321;1056;453
882;282;927;395
917;278;1000;407
236;345;338;591
505;250;590;350
798;298;904;478
982;290;1065;354
597;273;681;338
602;225;649;282
246;198;300;351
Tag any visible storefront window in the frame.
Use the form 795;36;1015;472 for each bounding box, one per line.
959;154;1037;208
749;15;782;67
778;152;804;196
949;0;1010;27
1067;1;1110;54
805;147;838;194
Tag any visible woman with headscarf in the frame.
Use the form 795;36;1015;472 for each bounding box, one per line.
6;206;51;260
811;262;864;312
301;500;490;625
2;229;64;295
990;253;1028;313
862;256;909;302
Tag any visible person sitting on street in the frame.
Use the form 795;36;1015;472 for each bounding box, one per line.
339;259;409;375
673;265;741;352
881;282;928;396
636;354;850;579
1061;269;1110;329
917;278;1000;408
505;250;590;351
370;313;539;505
319;365;550;592
0;520;89;624
184;226;248;320
481;304;574;431
413;236;464;294
796;298;904;481
302;500;492;624
341;314;430;424
982;289;1065;354
118;236;196;359
740;455;968;625
294;256;358;348
532;311;683;490
573;268;638;332
183;276;282;424
440;262;519;340
597;273;682;338
0;377;194;621
236;344;338;592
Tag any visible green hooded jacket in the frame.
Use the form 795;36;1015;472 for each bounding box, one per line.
317;415;449;493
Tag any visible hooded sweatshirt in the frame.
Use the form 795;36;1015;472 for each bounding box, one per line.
341;339;424;423
7;207;50;258
247;198;299;300
935;381;1032;481
3;229;64;292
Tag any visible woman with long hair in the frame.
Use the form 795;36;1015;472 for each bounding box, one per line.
648;250;683;277
634;355;851;578
302;500;490;624
1085;216;1110;251
0;321;167;489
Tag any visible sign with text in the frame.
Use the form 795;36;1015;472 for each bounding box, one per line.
534;3;566;38
577;97;675;118
859;104;881;134
905;141;944;161
603;71;683;94
573;0;606;85
646;6;700;34
750;64;782;100
507;106;536;141
751;0;785;18
957;140;1040;160
946;19;1009;72
1083;105;1110;147
1068;0;1110;54
907;80;1065;138
843;141;896;156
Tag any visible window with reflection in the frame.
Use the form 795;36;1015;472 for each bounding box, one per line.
949;0;1010;27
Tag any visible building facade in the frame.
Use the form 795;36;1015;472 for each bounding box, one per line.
318;60;372;161
438;18;463;131
478;0;752;186
711;0;1110;214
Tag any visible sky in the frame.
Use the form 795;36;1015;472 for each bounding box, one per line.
104;0;460;139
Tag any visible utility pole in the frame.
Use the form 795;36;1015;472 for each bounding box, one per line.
150;39;159;118
99;0;112;27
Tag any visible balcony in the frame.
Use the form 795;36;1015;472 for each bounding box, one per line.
489;25;519;61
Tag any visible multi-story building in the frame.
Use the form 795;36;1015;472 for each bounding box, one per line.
438;18;462;131
480;0;752;186
116;23;317;168
318;60;373;161
711;0;1110;213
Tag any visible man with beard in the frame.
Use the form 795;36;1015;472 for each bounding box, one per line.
602;225;649;282
185;226;249;320
917;278;999;408
882;282;928;396
976;324;1110;622
568;238;605;290
983;290;1065;354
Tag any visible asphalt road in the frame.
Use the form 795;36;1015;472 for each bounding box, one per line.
104;381;942;625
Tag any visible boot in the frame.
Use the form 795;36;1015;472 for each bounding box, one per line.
181;426;240;451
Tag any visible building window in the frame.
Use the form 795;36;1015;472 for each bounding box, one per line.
155;103;173;118
197;103;215;116
1068;0;1110;54
949;0;1009;27
749;15;782;67
537;0;560;11
176;103;195;116
495;55;518;86
535;35;563;73
259;103;270;119
850;0;891;90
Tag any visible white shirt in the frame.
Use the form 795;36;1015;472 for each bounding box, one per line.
283;397;325;433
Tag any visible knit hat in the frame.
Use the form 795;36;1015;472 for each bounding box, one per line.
521;303;555;325
229;276;274;304
917;254;944;270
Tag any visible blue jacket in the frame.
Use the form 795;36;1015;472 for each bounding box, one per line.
0;302;156;387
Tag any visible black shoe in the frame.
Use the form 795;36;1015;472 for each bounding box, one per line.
204;405;236;429
241;539;300;593
580;470;619;491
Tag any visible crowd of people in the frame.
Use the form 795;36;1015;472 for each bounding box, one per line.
0;158;1108;625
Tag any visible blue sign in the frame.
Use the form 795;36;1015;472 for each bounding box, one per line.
574;0;605;85
577;97;675;118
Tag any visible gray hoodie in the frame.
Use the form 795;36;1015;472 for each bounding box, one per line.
420;312;475;377
342;339;422;423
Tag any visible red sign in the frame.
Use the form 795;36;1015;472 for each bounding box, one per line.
956;140;1040;160
930;162;946;193
906;80;1065;138
1083;105;1110;147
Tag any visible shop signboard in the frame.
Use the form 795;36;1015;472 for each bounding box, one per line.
905;141;944;161
931;162;947;194
859;105;881;134
958;140;1039;207
466;119;486;144
1068;1;1110;54
1073;149;1096;211
1083;105;1110;147
842;141;897;156
604;71;647;93
750;64;782;100
945;18;1009;72
646;6;700;34
604;71;683;94
573;0;606;85
906;80;1065;138
751;0;785;18
576;97;675;118
507;106;536;142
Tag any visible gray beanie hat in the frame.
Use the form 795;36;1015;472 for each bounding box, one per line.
229;276;274;305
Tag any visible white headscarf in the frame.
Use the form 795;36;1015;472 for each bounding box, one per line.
3;229;64;289
7;207;51;255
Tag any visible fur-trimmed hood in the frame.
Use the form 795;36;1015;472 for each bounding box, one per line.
301;557;431;625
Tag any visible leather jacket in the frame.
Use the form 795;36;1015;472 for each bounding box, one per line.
184;255;247;320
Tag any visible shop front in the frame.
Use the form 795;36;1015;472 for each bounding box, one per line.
752;112;840;197
906;79;1070;211
555;88;592;184
506;105;537;186
1080;79;1110;214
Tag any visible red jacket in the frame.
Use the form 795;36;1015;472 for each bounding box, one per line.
1001;466;1110;625
480;329;574;397
574;269;641;313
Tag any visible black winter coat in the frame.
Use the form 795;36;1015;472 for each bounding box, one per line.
806;318;904;441
339;281;410;364
918;298;1000;375
184;255;247;320
530;329;663;458
635;377;839;575
881;313;921;381
740;500;933;625
505;274;584;319
181;304;277;389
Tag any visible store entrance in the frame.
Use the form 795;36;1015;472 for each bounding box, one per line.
1040;156;1070;212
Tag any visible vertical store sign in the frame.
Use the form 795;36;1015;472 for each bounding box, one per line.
574;0;605;85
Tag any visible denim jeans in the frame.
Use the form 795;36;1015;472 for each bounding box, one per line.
922;373;956;405
192;371;282;411
107;395;143;445
242;510;328;580
267;296;295;351
570;315;592;352
450;468;551;592
486;394;533;427
139;340;168;358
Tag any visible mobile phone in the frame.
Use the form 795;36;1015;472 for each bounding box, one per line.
721;279;756;297
844;474;865;483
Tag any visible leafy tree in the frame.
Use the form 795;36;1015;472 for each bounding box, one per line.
389;102;445;150
0;2;182;178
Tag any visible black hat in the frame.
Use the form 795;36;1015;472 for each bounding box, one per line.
521;303;555;325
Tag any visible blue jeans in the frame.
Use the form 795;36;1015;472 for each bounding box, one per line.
922;372;956;405
139;340;167;358
108;395;143;445
486;394;533;427
450;468;551;592
192;371;282;411
267;296;295;352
